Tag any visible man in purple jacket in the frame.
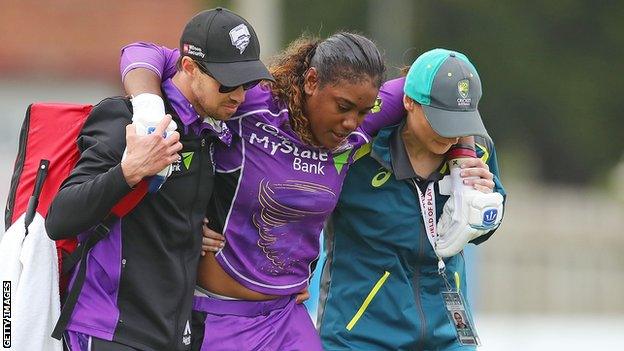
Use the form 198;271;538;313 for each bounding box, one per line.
46;8;272;351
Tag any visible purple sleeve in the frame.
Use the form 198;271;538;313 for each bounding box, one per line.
358;77;406;139
120;42;180;82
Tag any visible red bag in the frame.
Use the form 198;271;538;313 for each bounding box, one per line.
5;103;92;294
5;102;148;295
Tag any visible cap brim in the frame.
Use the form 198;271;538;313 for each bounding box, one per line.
422;105;489;138
203;60;274;87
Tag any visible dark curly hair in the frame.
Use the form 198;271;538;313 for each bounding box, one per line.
269;32;385;146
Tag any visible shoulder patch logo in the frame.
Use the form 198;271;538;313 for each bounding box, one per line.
182;152;194;170
371;97;383;113
333;149;351;174
229;24;251;54
371;169;392;187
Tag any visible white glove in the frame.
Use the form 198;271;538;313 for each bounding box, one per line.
435;171;504;258
125;93;177;191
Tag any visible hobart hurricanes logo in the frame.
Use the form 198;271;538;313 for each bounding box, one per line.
229;24;251;54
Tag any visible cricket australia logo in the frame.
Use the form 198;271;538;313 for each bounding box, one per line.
229;24;251;54
457;79;471;107
458;79;469;98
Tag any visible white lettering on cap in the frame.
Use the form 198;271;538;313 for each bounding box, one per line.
229;24;251;54
184;43;205;58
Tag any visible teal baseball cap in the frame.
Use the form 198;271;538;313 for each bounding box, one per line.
404;48;488;138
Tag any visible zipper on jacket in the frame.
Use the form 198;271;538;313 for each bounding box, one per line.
172;136;206;349
409;179;429;349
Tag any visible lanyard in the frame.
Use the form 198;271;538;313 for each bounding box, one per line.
414;181;438;250
412;180;454;291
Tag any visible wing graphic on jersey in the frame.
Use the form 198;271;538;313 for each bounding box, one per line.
252;178;335;274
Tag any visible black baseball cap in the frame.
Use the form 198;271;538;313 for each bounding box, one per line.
180;7;274;87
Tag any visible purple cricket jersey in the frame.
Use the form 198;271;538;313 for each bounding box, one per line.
212;81;405;295
120;43;407;295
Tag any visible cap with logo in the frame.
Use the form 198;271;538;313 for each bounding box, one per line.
180;7;274;87
404;48;488;138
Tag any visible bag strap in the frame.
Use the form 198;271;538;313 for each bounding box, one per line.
111;179;149;217
51;178;149;340
58;179;149;276
51;215;117;339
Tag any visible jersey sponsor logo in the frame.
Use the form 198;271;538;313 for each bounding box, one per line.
333;150;351;174
371;169;392;187
229;24;251;54
171;151;194;173
182;152;194;170
182;320;191;346
249;122;329;175
482;208;498;226
293;158;325;175
183;43;206;59
171;159;182;172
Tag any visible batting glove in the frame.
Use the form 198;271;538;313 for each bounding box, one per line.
435;170;504;258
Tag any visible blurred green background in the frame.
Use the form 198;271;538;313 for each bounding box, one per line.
277;0;624;187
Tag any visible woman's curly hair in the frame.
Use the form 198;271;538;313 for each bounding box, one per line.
269;32;385;147
269;35;320;146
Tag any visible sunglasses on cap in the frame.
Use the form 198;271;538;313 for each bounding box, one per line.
193;60;260;94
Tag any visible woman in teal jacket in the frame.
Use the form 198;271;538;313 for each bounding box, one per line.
317;49;506;351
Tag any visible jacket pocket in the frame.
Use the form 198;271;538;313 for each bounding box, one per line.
346;270;391;331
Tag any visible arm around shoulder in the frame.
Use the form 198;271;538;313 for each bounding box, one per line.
358;77;407;138
120;42;180;93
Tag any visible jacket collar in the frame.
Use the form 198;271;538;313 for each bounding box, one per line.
370;120;444;182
